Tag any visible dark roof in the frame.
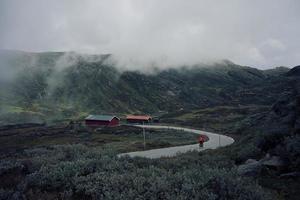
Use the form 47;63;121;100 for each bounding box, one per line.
85;115;119;121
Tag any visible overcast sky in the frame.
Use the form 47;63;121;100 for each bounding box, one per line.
0;0;299;69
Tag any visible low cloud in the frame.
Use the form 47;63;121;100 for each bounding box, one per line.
0;0;299;69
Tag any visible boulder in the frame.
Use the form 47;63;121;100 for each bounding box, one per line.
245;159;258;164
237;159;262;176
260;154;287;168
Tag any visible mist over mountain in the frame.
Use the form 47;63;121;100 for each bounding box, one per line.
0;50;292;124
1;0;300;68
1;1;300;199
0;50;299;199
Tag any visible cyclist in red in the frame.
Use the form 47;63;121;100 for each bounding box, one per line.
198;135;205;148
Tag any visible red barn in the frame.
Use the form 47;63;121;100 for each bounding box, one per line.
126;115;152;124
85;115;119;127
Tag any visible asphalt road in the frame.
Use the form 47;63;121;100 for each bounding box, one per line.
118;125;235;159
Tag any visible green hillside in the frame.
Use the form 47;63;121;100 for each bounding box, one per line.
0;50;290;124
1;50;299;199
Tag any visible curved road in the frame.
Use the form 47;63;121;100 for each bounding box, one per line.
118;125;234;159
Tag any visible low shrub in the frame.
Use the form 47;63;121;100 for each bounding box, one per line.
12;144;272;200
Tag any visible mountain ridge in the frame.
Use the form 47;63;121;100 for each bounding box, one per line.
0;50;293;124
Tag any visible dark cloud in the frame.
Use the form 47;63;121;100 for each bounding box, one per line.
0;0;299;69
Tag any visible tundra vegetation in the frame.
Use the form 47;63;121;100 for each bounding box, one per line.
0;125;199;155
0;51;299;199
1;144;271;200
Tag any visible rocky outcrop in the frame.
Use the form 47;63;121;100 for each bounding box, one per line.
237;159;262;176
260;154;287;168
238;155;287;177
256;66;300;155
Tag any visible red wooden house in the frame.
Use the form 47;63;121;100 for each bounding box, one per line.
126;115;152;124
85;115;119;127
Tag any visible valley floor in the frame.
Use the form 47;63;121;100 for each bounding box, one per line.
0;102;299;199
0;124;200;157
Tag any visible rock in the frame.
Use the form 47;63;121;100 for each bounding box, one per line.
260;155;287;167
245;159;258;164
237;159;262;176
280;172;300;179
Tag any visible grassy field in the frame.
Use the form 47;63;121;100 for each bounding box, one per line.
0;124;199;157
102;127;199;152
160;105;270;140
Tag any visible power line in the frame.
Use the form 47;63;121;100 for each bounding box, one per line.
143;122;146;150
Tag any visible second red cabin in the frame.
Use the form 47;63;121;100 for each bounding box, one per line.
126;115;152;124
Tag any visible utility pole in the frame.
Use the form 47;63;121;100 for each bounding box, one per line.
143;121;146;150
219;134;221;147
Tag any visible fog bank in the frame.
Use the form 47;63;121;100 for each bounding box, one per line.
0;0;299;69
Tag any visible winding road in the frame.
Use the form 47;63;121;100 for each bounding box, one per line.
118;125;234;159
